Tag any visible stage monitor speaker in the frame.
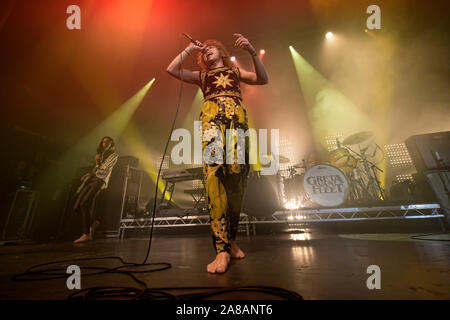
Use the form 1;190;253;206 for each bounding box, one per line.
95;165;143;236
242;174;281;218
405;131;450;173
117;156;139;169
60;160;143;239
95;167;126;236
2;190;39;240
411;172;437;202
389;181;415;202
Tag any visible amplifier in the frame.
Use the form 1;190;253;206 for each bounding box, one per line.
95;164;144;236
2;189;39;240
405;131;450;172
117;156;139;169
242;174;281;217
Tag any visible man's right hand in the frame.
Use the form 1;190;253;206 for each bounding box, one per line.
81;173;89;182
186;40;205;54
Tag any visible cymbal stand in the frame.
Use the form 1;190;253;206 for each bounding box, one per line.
358;145;385;201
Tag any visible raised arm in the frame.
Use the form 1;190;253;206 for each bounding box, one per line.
166;40;205;85
233;33;268;85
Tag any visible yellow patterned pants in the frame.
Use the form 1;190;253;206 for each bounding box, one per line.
204;164;248;253
201;98;249;254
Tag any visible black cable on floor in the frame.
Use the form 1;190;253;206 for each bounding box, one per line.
12;257;171;282
67;285;303;301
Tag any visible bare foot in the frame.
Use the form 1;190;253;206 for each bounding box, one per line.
230;241;245;259
206;252;231;274
73;234;92;244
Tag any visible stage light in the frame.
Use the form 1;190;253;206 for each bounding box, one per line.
325;32;334;40
385;143;413;167
284;199;302;210
290;233;310;241
230;56;236;62
395;174;414;183
325;133;344;151
259;49;265;55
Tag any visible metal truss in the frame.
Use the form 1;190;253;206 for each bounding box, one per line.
118;203;445;239
271;203;444;223
119;213;255;238
120;214;210;229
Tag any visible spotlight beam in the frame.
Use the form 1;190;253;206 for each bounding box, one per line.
36;79;156;199
120;122;172;201
289;46;371;148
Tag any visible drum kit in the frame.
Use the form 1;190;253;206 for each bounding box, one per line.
279;131;386;208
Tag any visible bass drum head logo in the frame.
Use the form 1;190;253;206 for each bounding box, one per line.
303;164;349;207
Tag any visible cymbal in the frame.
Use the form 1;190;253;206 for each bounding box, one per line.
279;155;290;163
343;131;374;145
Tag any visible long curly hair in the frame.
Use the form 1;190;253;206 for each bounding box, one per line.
96;136;115;162
197;40;233;71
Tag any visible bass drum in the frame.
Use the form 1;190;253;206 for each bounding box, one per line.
303;164;349;207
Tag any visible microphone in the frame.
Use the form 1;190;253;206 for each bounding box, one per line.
182;33;196;43
183;33;205;52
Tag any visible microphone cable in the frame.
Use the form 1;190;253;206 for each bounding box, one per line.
141;34;189;264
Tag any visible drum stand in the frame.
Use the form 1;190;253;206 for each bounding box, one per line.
346;145;386;203
346;168;366;203
360;146;385;201
279;166;309;209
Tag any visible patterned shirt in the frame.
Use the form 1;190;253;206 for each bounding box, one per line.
95;152;118;189
200;66;242;103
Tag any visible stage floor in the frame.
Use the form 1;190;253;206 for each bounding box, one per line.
0;232;448;300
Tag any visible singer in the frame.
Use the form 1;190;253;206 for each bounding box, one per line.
167;34;268;273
